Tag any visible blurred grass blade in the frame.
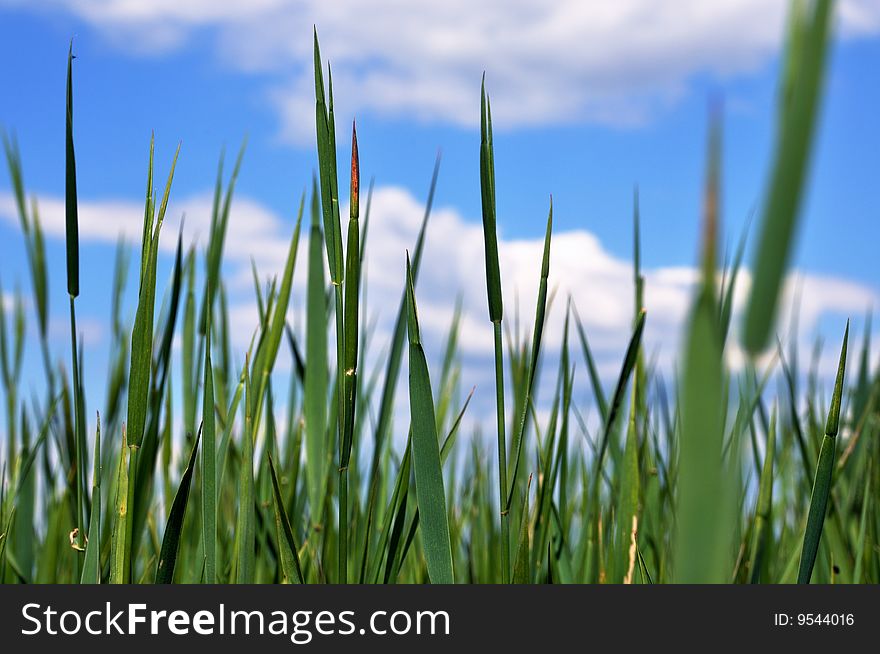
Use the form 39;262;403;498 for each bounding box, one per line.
748;407;776;583
743;0;833;353
673;108;731;583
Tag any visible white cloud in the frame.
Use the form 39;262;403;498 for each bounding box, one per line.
5;0;878;143
3;185;876;421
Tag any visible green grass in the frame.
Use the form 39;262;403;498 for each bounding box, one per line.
2;1;879;585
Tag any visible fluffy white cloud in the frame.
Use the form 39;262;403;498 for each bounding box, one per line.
4;0;878;142
2;184;875;413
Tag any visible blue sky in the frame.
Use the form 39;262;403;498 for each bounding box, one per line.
0;0;878;429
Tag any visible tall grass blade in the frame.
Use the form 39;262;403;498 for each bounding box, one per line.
267;454;304;584
405;253;454;584
798;320;848;583
743;0;833;353
155;428;200;584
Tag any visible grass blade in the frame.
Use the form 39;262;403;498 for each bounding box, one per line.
798;320;848;583
742;0;833;353
80;414;102;583
405;253;454;584
155;427;200;584
267;454;304;584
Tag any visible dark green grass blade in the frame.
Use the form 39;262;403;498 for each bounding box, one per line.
506;203;552;509
65;41;79;298
341;121;360;468
594;310;646;477
267;454;304;584
405;253;454;584
479;77;503;323
573;305;608;423
155;427;200;584
798;320;848;584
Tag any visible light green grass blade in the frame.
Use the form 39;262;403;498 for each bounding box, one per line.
673;111;730;583
743;0;833;353
305;189;329;528
109;427;130;584
405;253;454;584
512;475;533;584
235;361;256;583
80;414;102;584
202;335;217;583
748;407;776;583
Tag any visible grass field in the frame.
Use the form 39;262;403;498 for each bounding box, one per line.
1;0;878;584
